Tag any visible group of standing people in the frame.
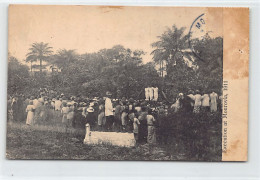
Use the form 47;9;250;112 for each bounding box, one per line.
7;87;222;145
171;89;221;114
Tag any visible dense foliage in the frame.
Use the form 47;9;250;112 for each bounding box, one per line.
8;25;223;100
151;26;223;100
8;56;30;94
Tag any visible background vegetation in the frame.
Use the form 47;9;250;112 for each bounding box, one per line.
8;25;223;100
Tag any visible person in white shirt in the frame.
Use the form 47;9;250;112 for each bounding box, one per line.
55;97;62;118
105;91;114;131
201;91;210;112
55;98;62;111
33;98;39;109
193;90;202;113
38;96;44;104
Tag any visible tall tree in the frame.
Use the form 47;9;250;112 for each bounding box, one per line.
151;25;223;98
26;42;53;73
151;25;193;75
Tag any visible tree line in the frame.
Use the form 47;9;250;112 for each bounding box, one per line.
8;25;223;101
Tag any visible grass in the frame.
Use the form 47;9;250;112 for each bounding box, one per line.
6;110;222;161
6;122;174;160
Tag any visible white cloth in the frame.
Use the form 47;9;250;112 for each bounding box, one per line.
105;97;113;116
55;100;62;111
145;88;149;101
201;94;210;107
149;87;154;101
153;87;158;101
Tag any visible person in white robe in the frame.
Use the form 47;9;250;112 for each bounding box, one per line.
153;87;159;101
210;91;218;112
26;100;35;125
193;90;202;113
149;87;154;101
105;91;114;131
145;88;149;101
55;97;62;118
201;92;210;112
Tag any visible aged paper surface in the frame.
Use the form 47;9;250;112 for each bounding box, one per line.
222;8;249;161
7;5;249;161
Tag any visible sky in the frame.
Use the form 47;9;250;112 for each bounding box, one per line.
8;5;223;64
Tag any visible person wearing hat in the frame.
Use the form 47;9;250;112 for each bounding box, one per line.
114;100;122;132
73;102;84;129
105;91;114;131
86;105;95;128
146;108;157;144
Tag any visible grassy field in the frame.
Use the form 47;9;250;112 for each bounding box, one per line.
6;112;222;161
6;122;176;160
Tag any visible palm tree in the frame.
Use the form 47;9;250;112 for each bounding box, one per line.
151;25;192;74
26;42;53;73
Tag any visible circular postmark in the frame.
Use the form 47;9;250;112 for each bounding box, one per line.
188;13;207;61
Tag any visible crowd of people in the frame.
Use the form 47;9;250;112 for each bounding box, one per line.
7;88;222;145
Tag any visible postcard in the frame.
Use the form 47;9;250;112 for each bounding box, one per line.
6;5;249;161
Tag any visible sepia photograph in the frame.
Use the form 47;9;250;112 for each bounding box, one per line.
6;5;248;161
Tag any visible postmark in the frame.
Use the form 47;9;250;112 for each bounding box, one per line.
189;13;206;61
